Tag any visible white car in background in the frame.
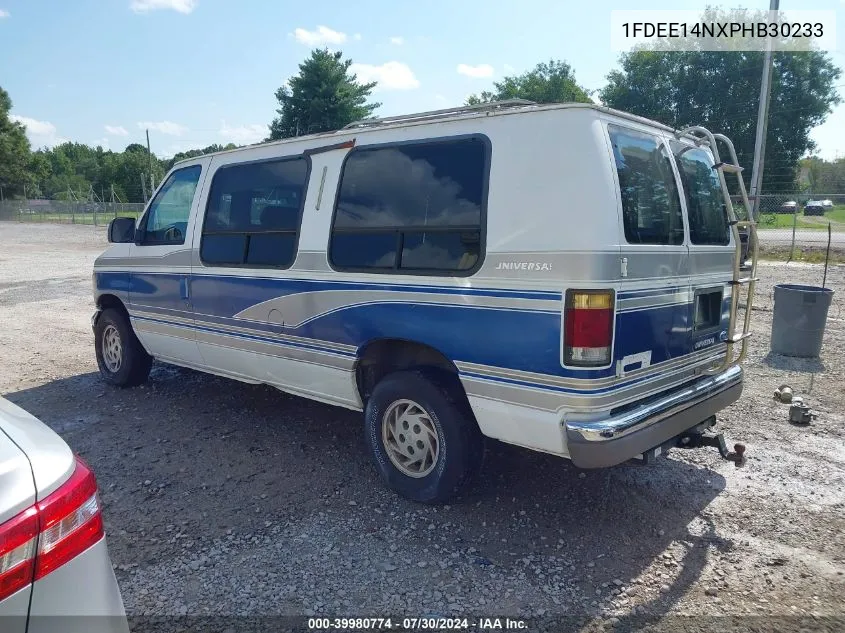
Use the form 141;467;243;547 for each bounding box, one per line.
821;199;834;209
0;397;128;633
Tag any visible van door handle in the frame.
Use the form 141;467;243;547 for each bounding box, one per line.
180;277;190;303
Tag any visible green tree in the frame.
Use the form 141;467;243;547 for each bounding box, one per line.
800;156;845;194
164;143;237;171
269;49;380;140
25;152;51;198
0;86;33;198
466;60;592;106
599;11;841;192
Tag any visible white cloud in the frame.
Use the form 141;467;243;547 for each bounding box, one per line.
104;125;129;136
0;9;9;18
350;61;420;90
503;63;516;74
10;115;55;136
293;25;347;46
219;121;266;145
457;64;494;79
389;36;404;45
10;115;67;148
137;120;187;136
130;0;197;14
92;138;110;149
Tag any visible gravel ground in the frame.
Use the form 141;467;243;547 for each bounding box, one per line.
1;222;843;632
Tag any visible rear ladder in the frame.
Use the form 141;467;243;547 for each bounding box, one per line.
675;126;759;373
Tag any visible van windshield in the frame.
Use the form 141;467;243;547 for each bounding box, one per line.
672;144;730;245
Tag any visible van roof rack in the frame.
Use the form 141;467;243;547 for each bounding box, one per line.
342;99;537;130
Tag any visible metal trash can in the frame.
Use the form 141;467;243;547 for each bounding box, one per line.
771;284;834;358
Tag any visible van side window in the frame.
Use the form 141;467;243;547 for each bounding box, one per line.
329;137;487;274
139;165;202;245
200;157;308;267
609;126;684;246
671;144;730;245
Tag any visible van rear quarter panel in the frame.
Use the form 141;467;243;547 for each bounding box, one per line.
480;109;622;262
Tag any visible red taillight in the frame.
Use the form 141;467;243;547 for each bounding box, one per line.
564;289;615;367
0;457;103;601
0;507;38;602
34;457;103;580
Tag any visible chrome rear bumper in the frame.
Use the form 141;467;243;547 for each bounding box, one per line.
565;365;743;468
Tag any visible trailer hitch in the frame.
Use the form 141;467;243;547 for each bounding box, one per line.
676;431;746;467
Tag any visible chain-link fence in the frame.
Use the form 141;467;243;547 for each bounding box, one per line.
0;200;146;226
2;193;842;261
732;193;845;260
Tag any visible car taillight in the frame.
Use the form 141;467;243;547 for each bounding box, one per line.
564;289;615;367
0;507;38;602
34;457;103;580
0;456;103;602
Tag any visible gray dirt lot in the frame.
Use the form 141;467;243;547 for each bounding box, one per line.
1;221;843;631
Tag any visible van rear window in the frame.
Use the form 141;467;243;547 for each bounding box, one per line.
609;125;684;246
672;144;730;246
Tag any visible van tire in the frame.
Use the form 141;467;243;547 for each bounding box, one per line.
364;370;483;503
94;307;152;388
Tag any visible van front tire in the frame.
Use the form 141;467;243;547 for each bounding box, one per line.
94;307;152;387
364;370;483;503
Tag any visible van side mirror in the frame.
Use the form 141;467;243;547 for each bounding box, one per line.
108;217;136;243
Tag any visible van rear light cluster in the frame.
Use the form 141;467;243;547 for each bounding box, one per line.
0;457;103;602
564;289;615;367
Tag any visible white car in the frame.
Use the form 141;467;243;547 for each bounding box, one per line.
0;397;128;633
821;199;834;209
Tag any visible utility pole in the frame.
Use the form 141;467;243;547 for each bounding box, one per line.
748;0;779;221
141;173;148;203
146;129;155;194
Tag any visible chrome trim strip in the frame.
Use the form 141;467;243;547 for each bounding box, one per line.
461;354;727;412
564;365;742;442
455;346;723;391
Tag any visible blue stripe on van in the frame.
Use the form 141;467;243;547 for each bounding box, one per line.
98;270;704;381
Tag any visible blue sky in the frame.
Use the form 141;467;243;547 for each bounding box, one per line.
1;0;844;160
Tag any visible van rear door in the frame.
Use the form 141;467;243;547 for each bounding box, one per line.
670;140;734;356
607;124;693;372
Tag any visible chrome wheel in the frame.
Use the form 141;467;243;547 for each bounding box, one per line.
382;399;440;478
101;324;122;373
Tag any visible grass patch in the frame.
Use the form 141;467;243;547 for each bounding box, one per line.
15;211;140;225
759;244;845;264
758;213;824;230
824;206;845;224
758;206;845;230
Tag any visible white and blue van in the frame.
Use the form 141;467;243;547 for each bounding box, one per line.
92;100;757;502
